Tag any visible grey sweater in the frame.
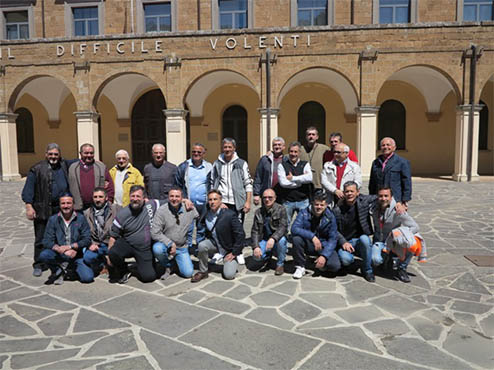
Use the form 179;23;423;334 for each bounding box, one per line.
151;204;199;248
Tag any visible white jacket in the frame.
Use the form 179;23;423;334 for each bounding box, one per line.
321;160;362;194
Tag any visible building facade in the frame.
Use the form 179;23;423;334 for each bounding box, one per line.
0;0;493;181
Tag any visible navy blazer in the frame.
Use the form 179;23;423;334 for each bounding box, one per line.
368;153;412;203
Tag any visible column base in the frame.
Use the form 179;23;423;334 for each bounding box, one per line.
1;174;22;182
452;174;480;182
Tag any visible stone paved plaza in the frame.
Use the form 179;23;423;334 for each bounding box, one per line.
0;179;493;370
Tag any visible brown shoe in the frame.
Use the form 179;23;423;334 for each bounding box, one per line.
191;271;209;283
274;265;284;276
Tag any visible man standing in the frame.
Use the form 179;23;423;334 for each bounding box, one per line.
253;137;286;205
191;190;246;282
323;132;358;164
83;187;118;275
278;141;313;221
174;143;212;250
151;187;199;279
210;138;252;264
39;194;92;284
371;187;421;283
369;137;412;214
22;143;71;277
299;127;330;189
143;143;177;202
321;143;362;206
291;189;340;279
332;181;376;282
107;185;160;283
251;189;288;275
109;150;144;207
68;143;114;211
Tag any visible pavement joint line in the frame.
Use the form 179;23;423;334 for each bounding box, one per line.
291;339;326;370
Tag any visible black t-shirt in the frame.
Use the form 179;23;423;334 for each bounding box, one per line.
340;202;363;241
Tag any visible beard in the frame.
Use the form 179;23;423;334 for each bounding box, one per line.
130;202;144;213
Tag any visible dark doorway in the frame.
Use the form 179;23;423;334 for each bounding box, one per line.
131;89;166;170
378;99;406;150
222;105;248;160
298;101;326;144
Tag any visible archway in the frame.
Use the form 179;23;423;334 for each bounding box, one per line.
297;101;326;144
222;105;248;160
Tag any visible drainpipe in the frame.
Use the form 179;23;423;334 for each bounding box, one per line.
467;44;477;182
130;0;135;33
265;48;271;149
41;0;46;37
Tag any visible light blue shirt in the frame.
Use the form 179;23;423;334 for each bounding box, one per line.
188;160;212;205
205;209;225;254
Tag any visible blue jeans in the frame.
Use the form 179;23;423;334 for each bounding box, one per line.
372;242;413;270
153;242;194;278
83;243;108;271
253;237;288;267
283;199;309;222
337;235;373;274
39;249;94;283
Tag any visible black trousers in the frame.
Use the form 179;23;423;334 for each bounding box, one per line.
33;205;60;269
292;235;341;272
108;238;156;283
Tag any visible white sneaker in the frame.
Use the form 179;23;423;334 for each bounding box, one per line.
211;253;224;264
293;266;306;279
236;254;245;265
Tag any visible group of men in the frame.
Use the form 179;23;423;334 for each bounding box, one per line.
22;126;423;286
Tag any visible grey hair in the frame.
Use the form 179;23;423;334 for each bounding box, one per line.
380;137;396;147
222;137;236;147
288;141;302;150
115;149;129;159
152;143;165;152
46;143;61;153
272;137;285;145
192;142;206;150
342;145;350;153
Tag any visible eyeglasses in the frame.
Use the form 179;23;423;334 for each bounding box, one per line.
191;151;203;154
174;213;180;225
333;151;348;154
262;196;275;200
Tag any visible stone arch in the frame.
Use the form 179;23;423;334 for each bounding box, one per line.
8;75;77;123
183;69;258;118
376;64;462;114
277;67;359;116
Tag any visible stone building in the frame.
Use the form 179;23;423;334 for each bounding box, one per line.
0;0;492;181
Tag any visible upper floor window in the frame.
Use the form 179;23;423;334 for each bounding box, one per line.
463;0;494;21
297;0;328;26
219;0;247;29
144;2;171;32
379;0;410;24
73;7;99;36
5;11;29;40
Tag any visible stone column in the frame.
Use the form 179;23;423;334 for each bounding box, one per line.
258;108;280;155
453;105;482;182
355;106;379;180
0;113;21;181
74;111;100;160
163;109;187;164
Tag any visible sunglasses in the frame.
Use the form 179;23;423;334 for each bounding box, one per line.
262;196;275;200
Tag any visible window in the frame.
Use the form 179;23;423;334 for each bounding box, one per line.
297;101;326;144
212;0;252;29
479;100;489;150
223;105;248;160
219;0;247;29
378;100;406;150
5;11;29;39
463;0;494;21
73;7;99;36
379;0;410;23
297;0;328;26
63;1;104;37
15;108;34;153
144;2;171;32
0;3;35;40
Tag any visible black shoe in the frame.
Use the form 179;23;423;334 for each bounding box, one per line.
363;272;376;283
396;268;411;283
118;272;132;284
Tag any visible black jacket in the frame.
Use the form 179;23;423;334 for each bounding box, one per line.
332;194;376;247
198;208;246;256
251;202;288;247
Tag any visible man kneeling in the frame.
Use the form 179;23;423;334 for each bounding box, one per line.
151;187;199;279
191;190;246;282
39;194;92;284
291;189;340;279
251;189;288;275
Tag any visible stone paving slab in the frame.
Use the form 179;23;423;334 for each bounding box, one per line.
1;179;493;369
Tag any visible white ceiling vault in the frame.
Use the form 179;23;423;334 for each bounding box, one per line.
277;68;359;115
